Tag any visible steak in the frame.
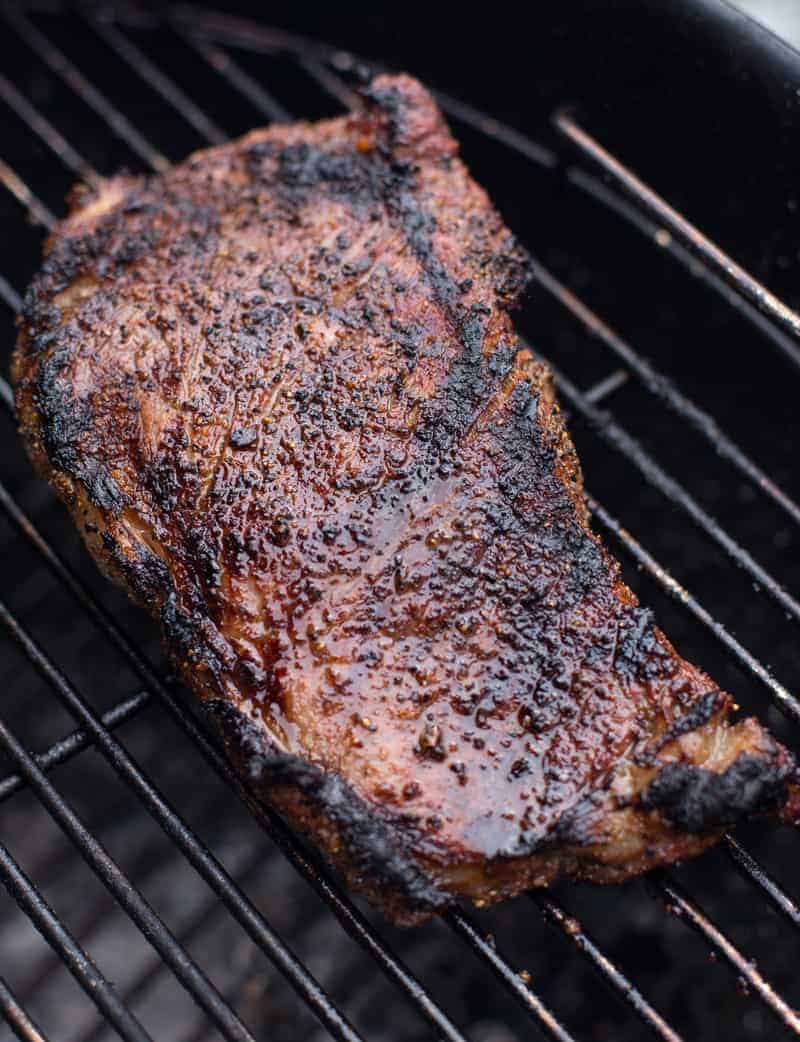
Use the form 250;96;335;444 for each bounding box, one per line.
12;74;799;923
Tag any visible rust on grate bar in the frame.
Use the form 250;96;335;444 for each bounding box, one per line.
0;974;48;1042
652;874;800;1035
531;258;800;528
555;110;800;343
531;893;683;1042
0;842;152;1042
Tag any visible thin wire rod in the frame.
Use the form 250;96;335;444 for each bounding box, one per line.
175;28;291;122
540;352;800;627
0;274;21;313
77;846;266;1042
585;492;799;720
1;5;169;172
0;157;54;228
566;167;800;373
555;110;800;343
0;975;48;1042
85;13;227;146
0;707;258;1042
0;69;101;188
531;259;800;527
175;14;557;170
724;836;800;929
0;843;152;1042
0;601;363;1042
583;368;628;405
529;893;683;1042
0;689;151;802
18;789;239;1029
15;788;236;1007
0;435;469;1042
296;53;362;110
445;909;577;1042
652;874;800;1034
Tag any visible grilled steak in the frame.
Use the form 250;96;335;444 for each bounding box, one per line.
13;74;799;923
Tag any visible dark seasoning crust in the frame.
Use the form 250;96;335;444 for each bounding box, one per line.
12;75;800;923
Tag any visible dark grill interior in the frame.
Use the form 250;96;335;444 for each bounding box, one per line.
1;4;800;1040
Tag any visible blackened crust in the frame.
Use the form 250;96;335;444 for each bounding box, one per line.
207;699;452;921
642;753;792;833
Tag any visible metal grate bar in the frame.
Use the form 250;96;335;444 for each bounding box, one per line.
0;694;259;1042
555;110;800;342
14;790;235;1017
296;52;363;111
530;893;683;1042
175;26;292;122
0;974;48;1042
0;599;364;1042
531;259;800;527
565;166;800;374
1;5;169;172
652;874;800;1034
583;368;628;404
0;275;20;314
540;350;800;629
85;13;227;146
77;848;265;1042
724;836;800;930
0;69;101;188
445;909;577;1042
0;156;54;227
0;689;150;803
0;842;152;1042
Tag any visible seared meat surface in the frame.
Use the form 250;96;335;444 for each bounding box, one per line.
13;75;799;923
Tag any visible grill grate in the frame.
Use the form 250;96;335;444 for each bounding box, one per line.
0;4;798;1041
